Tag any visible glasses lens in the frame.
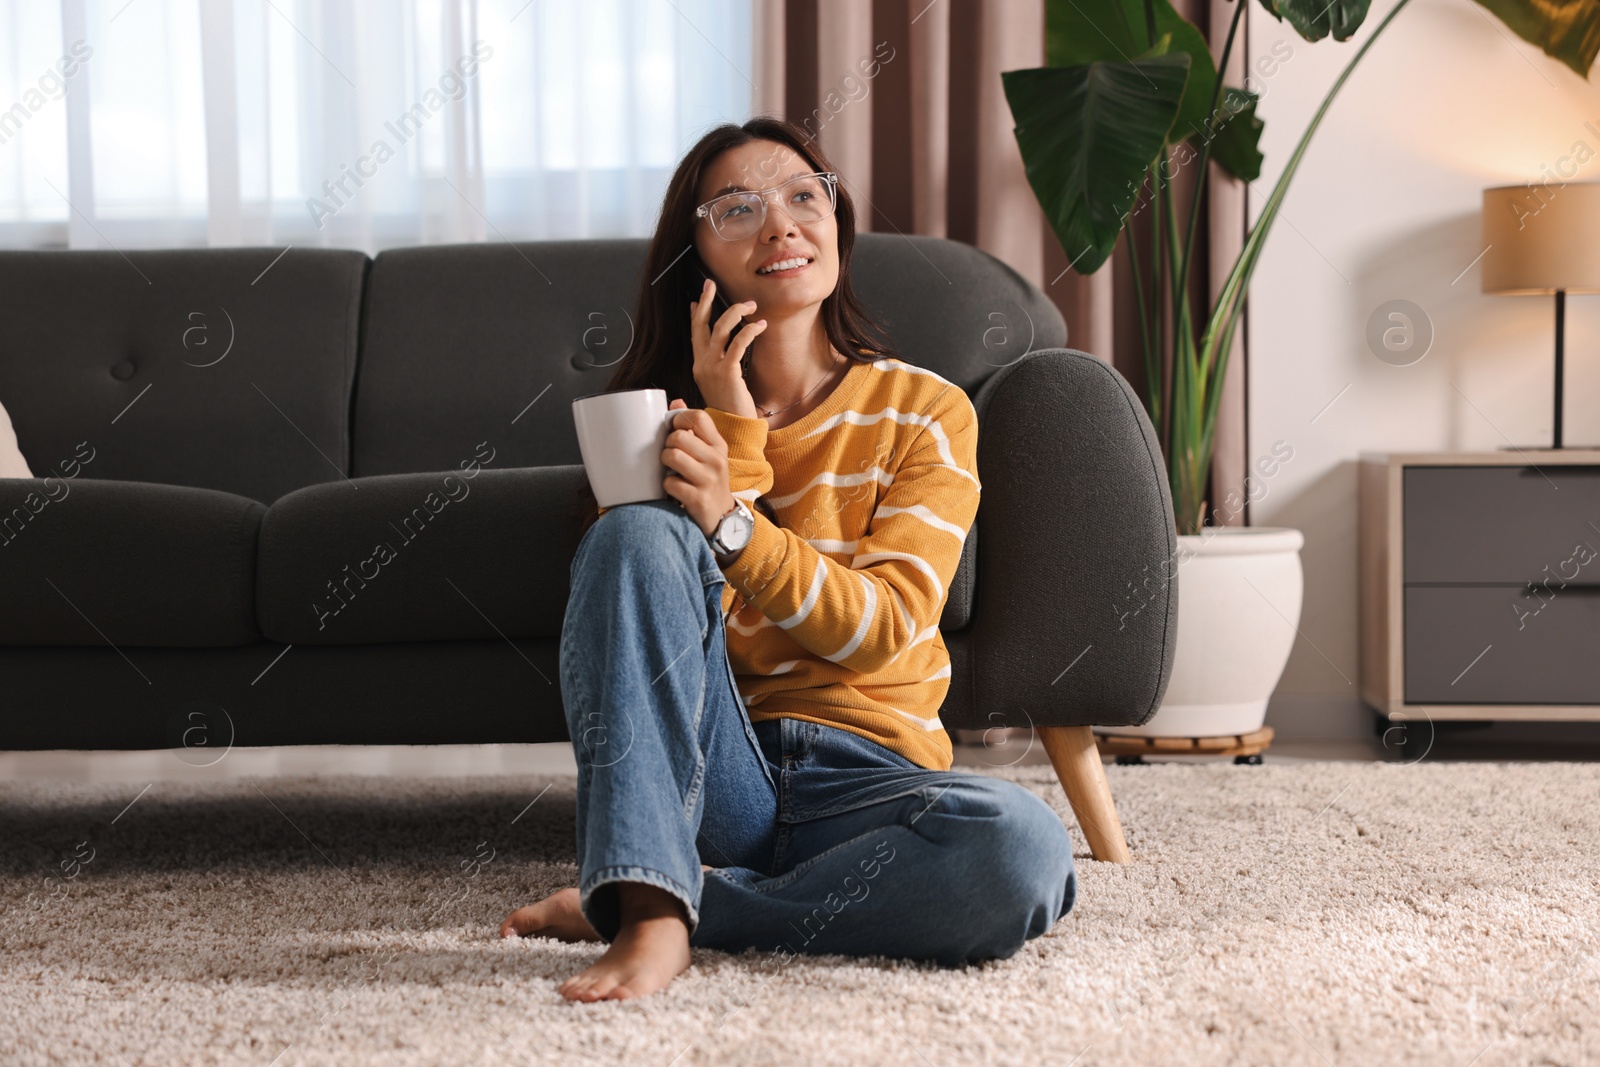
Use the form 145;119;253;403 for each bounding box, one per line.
710;193;765;240
781;173;834;223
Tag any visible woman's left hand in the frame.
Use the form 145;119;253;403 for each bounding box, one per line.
663;398;737;536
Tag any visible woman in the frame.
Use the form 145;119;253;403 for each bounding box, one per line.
499;117;1076;1002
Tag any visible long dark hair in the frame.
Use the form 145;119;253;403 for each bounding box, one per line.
578;117;899;532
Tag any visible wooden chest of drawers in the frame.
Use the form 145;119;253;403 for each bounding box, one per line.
1360;451;1600;723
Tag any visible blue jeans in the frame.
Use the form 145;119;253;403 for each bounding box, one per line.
560;499;1076;966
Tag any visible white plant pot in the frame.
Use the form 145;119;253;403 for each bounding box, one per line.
1099;526;1305;739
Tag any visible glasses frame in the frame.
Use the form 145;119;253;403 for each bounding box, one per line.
693;171;839;240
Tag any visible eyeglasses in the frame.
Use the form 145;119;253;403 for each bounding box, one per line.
694;171;838;241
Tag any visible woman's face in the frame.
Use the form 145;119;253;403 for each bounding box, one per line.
692;139;840;320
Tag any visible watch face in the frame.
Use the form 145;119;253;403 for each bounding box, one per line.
723;507;754;551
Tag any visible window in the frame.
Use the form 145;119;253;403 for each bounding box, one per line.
0;0;755;251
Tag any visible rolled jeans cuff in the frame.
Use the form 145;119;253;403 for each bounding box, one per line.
580;864;701;942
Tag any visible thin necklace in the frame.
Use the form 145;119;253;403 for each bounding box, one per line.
752;352;846;418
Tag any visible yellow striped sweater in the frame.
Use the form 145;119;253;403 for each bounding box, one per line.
705;356;980;771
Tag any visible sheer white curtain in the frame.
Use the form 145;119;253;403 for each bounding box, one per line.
0;0;755;251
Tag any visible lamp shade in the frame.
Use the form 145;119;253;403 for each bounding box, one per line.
1482;183;1600;294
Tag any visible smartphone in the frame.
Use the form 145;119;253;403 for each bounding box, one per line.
692;262;755;374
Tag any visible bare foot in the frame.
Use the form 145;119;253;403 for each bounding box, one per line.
557;883;694;1003
498;867;711;947
500;888;602;943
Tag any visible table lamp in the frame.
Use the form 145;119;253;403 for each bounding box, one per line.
1482;182;1600;449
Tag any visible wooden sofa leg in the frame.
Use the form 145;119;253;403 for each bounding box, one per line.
1037;725;1131;864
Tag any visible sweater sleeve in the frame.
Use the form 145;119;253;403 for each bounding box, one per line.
705;408;774;503
720;389;980;673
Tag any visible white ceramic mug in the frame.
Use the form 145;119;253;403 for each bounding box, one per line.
572;388;675;507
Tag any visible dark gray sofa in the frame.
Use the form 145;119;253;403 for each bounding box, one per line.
0;235;1176;858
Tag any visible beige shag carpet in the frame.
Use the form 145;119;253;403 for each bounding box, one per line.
3;760;1597;1067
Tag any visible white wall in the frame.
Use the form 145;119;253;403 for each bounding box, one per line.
1247;0;1600;739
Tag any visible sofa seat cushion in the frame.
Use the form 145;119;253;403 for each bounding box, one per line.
0;478;265;646
257;463;589;644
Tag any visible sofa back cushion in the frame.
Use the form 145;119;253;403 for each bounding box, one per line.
353;239;641;475
352;233;1066;473
847;233;1068;392
0;248;367;505
353;234;1065;632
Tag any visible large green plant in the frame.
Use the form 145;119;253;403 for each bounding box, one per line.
1004;0;1600;534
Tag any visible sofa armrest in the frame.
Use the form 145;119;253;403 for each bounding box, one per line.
964;348;1177;730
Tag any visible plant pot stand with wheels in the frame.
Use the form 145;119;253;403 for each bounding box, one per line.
1093;725;1275;765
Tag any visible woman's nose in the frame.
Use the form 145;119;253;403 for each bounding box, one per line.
760;200;800;238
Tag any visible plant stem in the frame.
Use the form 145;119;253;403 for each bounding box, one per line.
1186;0;1415;528
1174;0;1246;331
1125;173;1160;427
1200;0;1414;390
1159;148;1208;529
1152;153;1171;461
1169;0;1245;532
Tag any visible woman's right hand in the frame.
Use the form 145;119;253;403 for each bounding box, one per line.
690;277;764;418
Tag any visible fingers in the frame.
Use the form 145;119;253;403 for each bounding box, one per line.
662;439;720;482
688;283;713;369
726;318;768;365
688;277;758;373
711;301;757;355
663;417;728;501
668;398;687;410
689;278;719;340
693;276;715;319
660;463;707;512
665;426;718;465
670;409;727;452
661;440;694;477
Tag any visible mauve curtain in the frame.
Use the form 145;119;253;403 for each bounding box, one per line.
754;0;1250;528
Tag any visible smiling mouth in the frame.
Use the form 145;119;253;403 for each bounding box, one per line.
756;256;813;276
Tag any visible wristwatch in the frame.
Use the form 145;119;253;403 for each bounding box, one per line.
709;499;755;558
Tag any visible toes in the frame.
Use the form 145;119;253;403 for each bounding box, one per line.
567;980;608;1003
584;973;620;1000
560;969;610;1003
500;906;540;938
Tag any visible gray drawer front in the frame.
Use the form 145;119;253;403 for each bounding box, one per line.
1404;466;1600;584
1404;585;1600;703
